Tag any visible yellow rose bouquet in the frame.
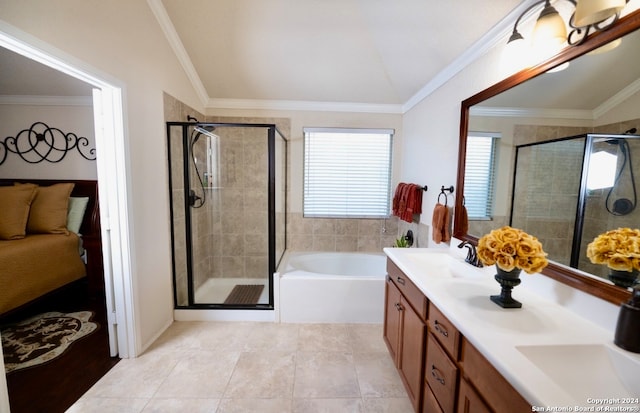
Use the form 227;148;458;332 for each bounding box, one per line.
586;228;640;272
477;226;548;274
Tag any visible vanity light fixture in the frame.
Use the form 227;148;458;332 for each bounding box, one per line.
574;0;627;26
504;0;629;72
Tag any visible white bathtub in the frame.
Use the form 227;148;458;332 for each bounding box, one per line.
277;251;386;323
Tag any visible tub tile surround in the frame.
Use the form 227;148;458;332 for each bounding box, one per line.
70;322;414;413
286;214;436;253
384;243;640;408
287;213;401;252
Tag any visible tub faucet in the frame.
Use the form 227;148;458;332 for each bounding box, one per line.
457;241;483;268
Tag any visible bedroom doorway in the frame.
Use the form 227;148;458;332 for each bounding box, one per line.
0;23;134;409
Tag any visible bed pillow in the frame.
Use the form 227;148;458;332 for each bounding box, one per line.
67;196;89;234
0;185;37;240
23;183;75;234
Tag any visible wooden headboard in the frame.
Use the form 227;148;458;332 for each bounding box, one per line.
0;179;101;239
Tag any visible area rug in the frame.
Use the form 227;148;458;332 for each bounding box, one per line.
224;284;264;305
1;311;98;374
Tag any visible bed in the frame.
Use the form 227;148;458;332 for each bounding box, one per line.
0;179;102;316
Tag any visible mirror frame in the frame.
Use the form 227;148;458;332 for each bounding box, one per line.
454;9;640;305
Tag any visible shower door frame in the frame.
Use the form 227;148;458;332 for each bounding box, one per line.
166;121;287;310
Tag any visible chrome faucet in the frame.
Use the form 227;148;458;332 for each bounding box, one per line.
457;241;483;268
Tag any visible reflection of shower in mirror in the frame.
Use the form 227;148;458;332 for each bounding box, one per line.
603;137;637;216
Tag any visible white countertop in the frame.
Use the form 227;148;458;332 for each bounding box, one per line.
383;247;640;409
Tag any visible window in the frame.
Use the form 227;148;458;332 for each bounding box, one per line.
303;127;393;218
464;132;499;219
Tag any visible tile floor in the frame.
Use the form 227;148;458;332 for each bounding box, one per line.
68;322;414;413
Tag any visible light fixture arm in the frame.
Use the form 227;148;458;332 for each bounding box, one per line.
567;0;628;45
507;0;549;43
508;0;629;47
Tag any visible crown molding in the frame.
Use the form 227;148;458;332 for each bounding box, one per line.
470;106;594;119
593;77;640;119
402;0;540;113
207;98;403;114
147;0;209;107
0;94;92;106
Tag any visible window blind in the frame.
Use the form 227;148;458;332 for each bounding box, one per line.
303;128;393;218
464;133;499;219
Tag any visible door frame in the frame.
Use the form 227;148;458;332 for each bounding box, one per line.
0;22;136;410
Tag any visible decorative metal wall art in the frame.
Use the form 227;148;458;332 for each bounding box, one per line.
0;121;96;165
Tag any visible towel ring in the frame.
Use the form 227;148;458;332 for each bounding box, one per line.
438;192;448;206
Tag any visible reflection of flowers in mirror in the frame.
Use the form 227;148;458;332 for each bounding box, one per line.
477;226;548;274
587;228;640;272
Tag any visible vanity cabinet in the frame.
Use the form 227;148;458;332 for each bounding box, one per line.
384;258;531;413
459;338;530;413
457;378;491;413
425;302;460;412
425;333;458;412
384;259;428;411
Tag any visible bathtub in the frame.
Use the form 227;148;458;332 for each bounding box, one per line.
276;251;386;323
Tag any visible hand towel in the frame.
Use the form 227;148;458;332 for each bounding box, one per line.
432;202;451;244
459;204;469;235
404;184;423;220
392;183;406;218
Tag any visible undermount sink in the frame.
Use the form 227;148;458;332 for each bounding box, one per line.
402;251;485;279
516;343;640;402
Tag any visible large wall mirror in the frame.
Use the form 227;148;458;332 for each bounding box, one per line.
454;9;640;305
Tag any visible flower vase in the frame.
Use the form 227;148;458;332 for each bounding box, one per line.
490;265;523;308
608;269;639;289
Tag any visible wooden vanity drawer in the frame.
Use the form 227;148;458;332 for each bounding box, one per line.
425;333;459;413
428;302;461;360
457;378;491;413
387;259;428;320
423;381;444;413
460;338;530;413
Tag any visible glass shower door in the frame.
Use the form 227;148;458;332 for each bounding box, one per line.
167;122;286;309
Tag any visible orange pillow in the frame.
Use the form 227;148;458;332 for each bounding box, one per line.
0;185;37;240
20;183;75;234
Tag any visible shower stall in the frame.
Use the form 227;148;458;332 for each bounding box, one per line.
167;121;287;309
511;133;638;281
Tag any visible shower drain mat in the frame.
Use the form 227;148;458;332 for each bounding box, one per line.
223;284;264;305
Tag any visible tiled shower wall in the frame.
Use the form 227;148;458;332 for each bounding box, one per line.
163;93;205;305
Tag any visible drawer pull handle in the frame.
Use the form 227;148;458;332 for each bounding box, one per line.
431;365;445;385
395;303;403;312
396;276;406;285
434;320;449;337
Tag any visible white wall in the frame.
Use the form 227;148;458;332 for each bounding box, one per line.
0;103;97;179
0;0;204;353
401;47;509;247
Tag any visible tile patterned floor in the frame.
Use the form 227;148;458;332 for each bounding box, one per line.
68;322;413;413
